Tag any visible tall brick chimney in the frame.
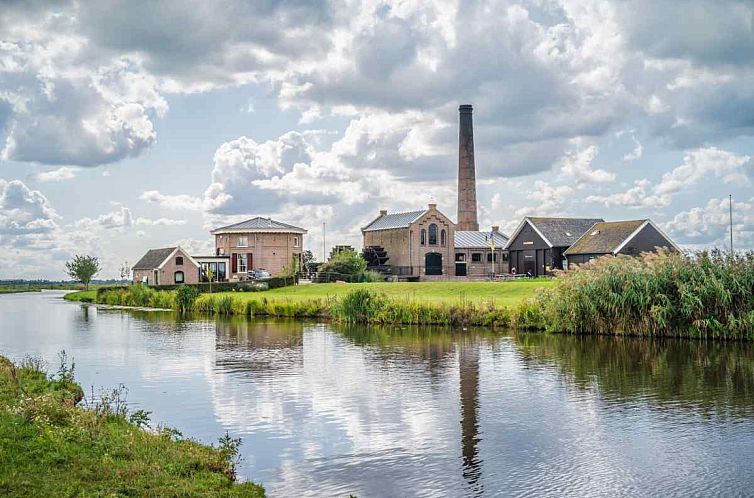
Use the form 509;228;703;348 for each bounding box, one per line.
457;104;479;231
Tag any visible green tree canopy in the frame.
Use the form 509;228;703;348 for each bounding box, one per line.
65;255;101;290
318;250;366;282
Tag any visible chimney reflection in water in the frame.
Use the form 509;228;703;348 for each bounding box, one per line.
459;337;482;492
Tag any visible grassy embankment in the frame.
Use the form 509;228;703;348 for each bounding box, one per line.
69;251;754;338
67;281;554;328
0;354;264;497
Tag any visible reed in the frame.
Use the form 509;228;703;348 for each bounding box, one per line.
535;250;754;338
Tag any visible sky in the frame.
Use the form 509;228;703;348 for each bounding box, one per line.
1;0;753;280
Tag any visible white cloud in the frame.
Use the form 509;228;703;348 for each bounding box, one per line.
664;196;754;248
140;190;204;211
559;145;615;185
35;166;77;182
0;179;60;240
588;147;752;208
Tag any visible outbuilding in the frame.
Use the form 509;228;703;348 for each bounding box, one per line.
504;217;604;276
132;246;200;285
563;219;681;266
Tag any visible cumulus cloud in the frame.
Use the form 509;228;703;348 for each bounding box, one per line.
558;146;615;185
35;167;77;182
0;179;59;241
588;147;752;208
140;190;204;211
664;196;754;248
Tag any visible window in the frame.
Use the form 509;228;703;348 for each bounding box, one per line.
455;253;466;262
238;235;248;247
472;253;482;262
175;256;183;266
293;236;299;247
217;262;226;281
441;229;446;246
420;229;426;245
237;253;248;273
429;224;438;245
487;253;498;262
174;271;184;284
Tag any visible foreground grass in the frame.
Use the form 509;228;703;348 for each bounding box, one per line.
0;354;264;497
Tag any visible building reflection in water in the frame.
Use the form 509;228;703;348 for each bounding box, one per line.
459;335;482;494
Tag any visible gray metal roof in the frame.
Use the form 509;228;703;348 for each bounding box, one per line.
454;231;509;248
527;217;605;247
211;216;306;233
362;210;427;232
132;247;176;270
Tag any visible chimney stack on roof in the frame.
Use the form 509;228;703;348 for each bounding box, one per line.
428;203;437;210
380;209;388;216
491;225;500;233
457;104;479;231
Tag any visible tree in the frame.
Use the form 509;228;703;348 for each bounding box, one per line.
205;265;214;294
118;261;131;281
65;255;101;290
301;250;315;274
318;250;366;282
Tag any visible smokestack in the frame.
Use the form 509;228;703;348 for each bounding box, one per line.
457;104;479;231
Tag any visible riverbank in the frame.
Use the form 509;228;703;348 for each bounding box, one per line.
66;281;552;328
0;354;264;497
65;251;754;339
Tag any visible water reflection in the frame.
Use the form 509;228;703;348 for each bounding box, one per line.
2;293;754;497
514;333;754;417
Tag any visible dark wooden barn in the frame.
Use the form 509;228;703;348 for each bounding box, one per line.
563;219;681;266
504;217;604;276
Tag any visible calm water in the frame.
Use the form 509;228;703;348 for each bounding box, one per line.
1;291;754;497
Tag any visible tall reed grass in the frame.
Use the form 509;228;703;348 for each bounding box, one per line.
535;250;754;339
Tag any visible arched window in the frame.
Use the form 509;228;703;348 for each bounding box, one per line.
429;224;438;245
174;271;185;284
420;229;426;245
440;229;446;246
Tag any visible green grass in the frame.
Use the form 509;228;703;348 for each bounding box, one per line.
213;280;554;307
0;354;265;497
63;290;96;302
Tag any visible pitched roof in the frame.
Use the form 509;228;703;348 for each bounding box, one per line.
362;210;427;232
133;247;176;270
564;220;646;255
564;219;682;255
454;230;509;248
507;217;605;248
211;217;306;234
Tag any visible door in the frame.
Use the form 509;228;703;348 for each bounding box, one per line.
152;269;159;285
425;252;443;275
523;252;535;276
455;262;467;276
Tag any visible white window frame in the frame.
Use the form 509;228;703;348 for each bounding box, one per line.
293;236;299;247
237;235;248;247
174;271;184;283
237;253;248;273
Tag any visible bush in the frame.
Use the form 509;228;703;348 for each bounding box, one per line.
176;285;201;313
317;250;367;283
535;249;754;338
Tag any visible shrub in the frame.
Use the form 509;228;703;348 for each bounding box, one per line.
317;250;367;283
175;285;201;313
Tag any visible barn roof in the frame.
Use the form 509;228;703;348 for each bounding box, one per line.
362;210;427;232
564;220;646;255
211;217;307;234
505;217;604;249
133;247;176;270
454;231;509;248
564;219;682;255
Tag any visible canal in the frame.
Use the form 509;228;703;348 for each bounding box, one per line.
1;291;753;497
